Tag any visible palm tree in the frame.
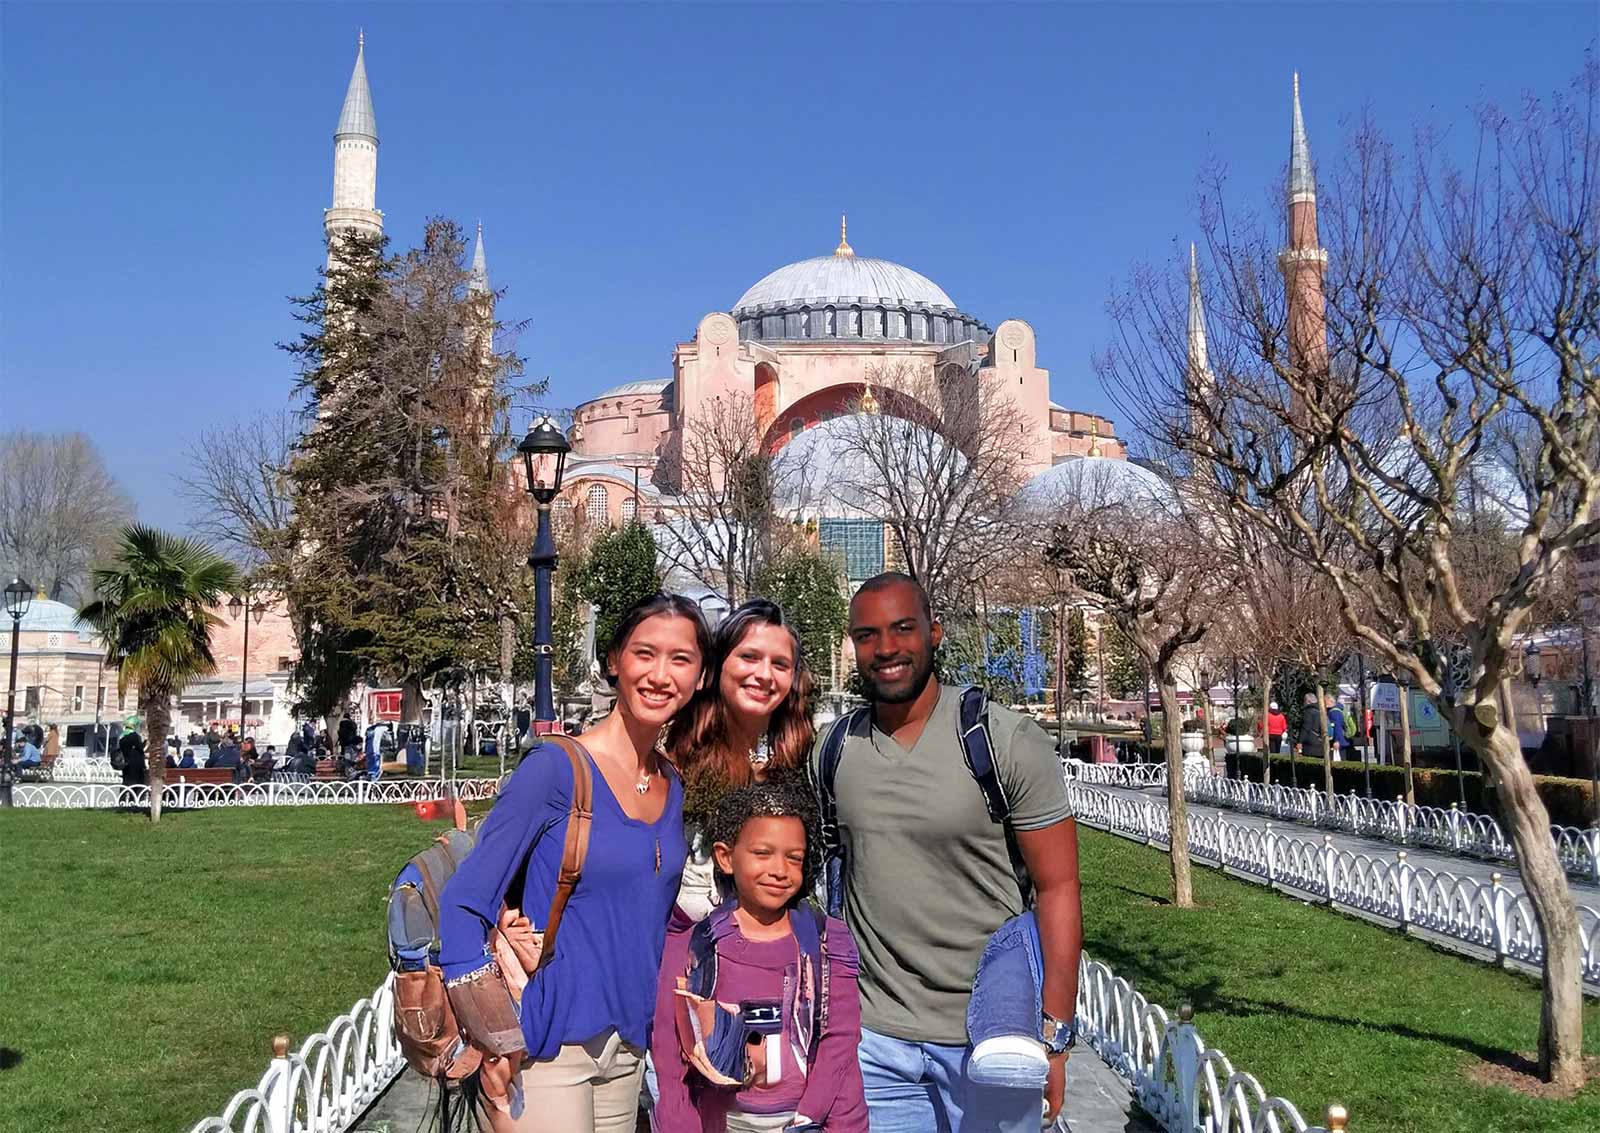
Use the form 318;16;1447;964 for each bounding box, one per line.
79;525;238;822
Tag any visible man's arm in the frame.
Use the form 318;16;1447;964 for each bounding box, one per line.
1016;818;1083;1121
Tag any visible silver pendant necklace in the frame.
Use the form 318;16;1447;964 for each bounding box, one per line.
635;766;653;795
748;735;771;770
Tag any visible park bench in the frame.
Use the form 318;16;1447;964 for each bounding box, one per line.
17;750;59;782
171;768;236;786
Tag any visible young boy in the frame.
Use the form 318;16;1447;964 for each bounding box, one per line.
652;783;867;1133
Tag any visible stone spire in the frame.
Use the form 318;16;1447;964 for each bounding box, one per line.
1278;72;1328;373
1288;72;1314;203
469;221;490;295
335;31;378;141
1187;243;1210;380
325;32;382;255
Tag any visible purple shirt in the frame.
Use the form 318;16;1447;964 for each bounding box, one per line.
438;742;686;1059
652;906;868;1132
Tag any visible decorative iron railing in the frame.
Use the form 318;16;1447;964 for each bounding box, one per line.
187;956;1345;1133
13;777;503;809
1069;782;1600;986
1064;760;1600;884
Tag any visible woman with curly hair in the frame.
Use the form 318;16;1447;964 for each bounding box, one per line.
664;598;817;920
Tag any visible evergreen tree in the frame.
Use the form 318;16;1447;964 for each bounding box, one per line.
579;522;662;658
1065;607;1090;694
751;545;848;689
281;220;538;720
1103;619;1143;699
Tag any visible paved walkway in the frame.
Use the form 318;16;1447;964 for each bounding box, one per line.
354;1056;1156;1132
1094;783;1600;904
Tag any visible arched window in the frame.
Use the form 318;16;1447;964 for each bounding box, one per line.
621;496;638;523
587;484;609;524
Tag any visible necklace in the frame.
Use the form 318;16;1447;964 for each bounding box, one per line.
748;735;771;770
635;762;654;795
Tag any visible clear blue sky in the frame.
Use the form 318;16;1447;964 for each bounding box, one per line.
4;1;1593;529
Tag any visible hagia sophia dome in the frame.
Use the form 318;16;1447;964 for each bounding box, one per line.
731;220;990;347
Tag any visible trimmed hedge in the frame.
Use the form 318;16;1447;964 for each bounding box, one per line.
1233;752;1598;828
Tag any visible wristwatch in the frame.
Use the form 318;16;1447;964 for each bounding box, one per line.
1040;1012;1075;1056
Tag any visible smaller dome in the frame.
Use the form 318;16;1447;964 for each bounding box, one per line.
13;598;89;634
1018;457;1169;513
772;414;967;516
589;378;673;401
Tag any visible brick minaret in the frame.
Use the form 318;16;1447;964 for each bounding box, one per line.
1278;73;1328;374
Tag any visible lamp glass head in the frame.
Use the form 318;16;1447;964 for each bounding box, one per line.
227;594;244;620
518;416;571;501
5;576;34;620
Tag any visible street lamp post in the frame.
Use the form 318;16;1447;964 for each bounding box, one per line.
3;577;34;808
227;586;266;741
1356;651;1372;798
519;416;571;733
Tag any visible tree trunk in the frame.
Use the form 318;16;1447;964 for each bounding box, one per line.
1259;668;1275;784
1315;680;1334;800
1472;715;1585;1087
1399;688;1415;805
1156;669;1194;907
143;688;171;824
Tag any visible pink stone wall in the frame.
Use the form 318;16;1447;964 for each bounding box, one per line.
207;598;299;680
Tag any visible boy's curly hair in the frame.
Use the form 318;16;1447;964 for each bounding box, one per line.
709;780;821;907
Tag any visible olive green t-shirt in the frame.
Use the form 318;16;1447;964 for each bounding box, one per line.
810;685;1072;1044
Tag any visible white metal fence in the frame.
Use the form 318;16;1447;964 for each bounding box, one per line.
1069;781;1600;987
187;974;405;1133
1065;761;1600;884
188;954;1343;1133
13;777;503;810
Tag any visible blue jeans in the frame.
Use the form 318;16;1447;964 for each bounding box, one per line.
858;1027;1040;1133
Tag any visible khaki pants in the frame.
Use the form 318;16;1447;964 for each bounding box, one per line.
475;1030;645;1133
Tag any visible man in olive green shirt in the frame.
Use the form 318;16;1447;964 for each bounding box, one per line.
812;573;1083;1132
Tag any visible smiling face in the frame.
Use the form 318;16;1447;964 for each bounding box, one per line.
714;814;808;917
609;612;705;730
849;579;942;704
718;622;796;732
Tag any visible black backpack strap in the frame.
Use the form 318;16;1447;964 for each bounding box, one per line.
957;686;1034;908
815;706;868;917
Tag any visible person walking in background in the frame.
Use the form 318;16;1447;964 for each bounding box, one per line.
1265;702;1288;754
116;728;147;787
1294;692;1325;761
813;573;1082;1132
1326;695;1350;759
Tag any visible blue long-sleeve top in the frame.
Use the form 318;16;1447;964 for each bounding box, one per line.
438;741;687;1059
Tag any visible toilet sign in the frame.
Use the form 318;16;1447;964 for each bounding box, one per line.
1371;682;1401;712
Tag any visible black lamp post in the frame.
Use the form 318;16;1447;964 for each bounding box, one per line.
227;584;266;740
3;576;34;808
518;416;571;732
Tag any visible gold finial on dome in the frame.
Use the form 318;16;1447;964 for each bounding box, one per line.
860;384;880;414
835;213;854;257
1087;417;1103;457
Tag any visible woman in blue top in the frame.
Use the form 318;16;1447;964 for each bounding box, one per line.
439;593;712;1133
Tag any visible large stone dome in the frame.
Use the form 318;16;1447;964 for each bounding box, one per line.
734;255;956;311
731;227;988;347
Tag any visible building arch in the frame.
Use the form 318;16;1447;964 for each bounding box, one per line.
760;382;948;456
753;363;780;436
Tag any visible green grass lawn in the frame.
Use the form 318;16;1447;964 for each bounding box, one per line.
1079;828;1600;1132
0;804;444;1133
4;808;1595;1133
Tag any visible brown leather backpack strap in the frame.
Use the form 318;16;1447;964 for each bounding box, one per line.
534;735;593;970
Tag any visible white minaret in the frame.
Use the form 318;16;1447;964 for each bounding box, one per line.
324;31;382;254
